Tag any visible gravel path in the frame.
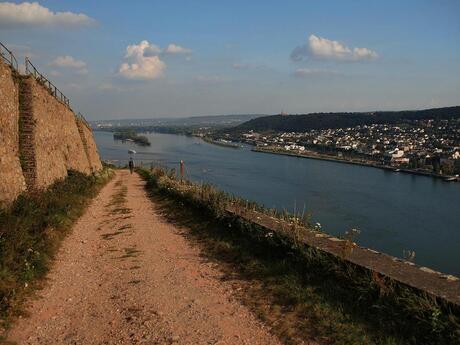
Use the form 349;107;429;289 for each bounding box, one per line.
7;170;281;345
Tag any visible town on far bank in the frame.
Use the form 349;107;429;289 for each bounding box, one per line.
206;107;460;181
221;118;460;178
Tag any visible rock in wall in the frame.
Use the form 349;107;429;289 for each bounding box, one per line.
0;60;26;207
76;119;103;172
20;76;91;189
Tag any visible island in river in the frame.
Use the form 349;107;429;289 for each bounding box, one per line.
113;129;151;146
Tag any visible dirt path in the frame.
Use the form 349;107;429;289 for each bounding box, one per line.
7;170;281;345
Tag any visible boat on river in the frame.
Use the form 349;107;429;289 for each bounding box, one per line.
445;175;459;182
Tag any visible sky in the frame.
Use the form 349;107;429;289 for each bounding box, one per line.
1;0;459;120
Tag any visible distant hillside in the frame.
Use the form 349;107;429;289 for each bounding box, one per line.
228;106;460;133
91;114;266;129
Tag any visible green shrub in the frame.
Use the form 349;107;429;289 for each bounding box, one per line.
0;169;112;326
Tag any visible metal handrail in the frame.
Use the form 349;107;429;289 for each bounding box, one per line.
1;44;93;124
77;112;92;129
25;57;71;108
0;42;18;71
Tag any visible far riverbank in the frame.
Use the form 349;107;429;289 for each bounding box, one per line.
202;137;241;149
252;146;459;182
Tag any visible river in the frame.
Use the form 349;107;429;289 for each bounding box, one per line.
94;131;460;276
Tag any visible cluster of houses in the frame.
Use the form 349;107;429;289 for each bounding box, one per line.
240;119;460;175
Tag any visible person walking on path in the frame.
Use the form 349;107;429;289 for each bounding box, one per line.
129;157;134;174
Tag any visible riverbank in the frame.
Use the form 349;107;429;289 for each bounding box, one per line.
202;136;241;148
252;146;459;182
138;166;460;345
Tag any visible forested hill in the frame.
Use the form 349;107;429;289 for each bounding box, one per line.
229;106;460;133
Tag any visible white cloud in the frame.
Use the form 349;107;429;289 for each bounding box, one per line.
118;40;166;80
51;55;86;69
352;47;379;60
0;2;95;28
117;41;192;80
308;35;351;59
291;34;378;62
293;68;341;78
50;55;88;74
128;41;161;57
163;43;192;55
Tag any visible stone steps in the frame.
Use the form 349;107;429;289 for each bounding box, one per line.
18;76;37;190
77;119;93;173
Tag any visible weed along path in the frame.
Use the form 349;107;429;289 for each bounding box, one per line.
7;170;281;345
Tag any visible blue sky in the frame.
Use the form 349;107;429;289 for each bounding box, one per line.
1;0;459;120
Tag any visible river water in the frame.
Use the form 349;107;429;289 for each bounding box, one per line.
94;131;460;276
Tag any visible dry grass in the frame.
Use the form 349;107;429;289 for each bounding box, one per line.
138;167;460;345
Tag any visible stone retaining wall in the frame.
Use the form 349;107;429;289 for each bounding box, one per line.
0;59;103;206
0;61;26;207
23;76;91;188
76;119;103;173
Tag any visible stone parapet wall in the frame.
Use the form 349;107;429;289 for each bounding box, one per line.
0;60;26;207
225;204;460;306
